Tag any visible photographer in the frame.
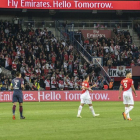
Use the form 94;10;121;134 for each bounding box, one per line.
109;78;114;90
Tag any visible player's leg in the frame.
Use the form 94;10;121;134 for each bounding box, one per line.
122;94;129;120
88;103;100;117
18;94;25;119
77;99;84;118
12;94;17;120
122;104;128;120
127;96;134;120
12;102;17;120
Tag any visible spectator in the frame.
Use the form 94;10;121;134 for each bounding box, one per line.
138;82;140;90
1;84;7;91
0;65;2;77
25;83;31;90
35;80;40;90
58;78;64;90
0;82;3;89
109;79;114;90
117;66;124;77
44;77;50;90
32;82;37;90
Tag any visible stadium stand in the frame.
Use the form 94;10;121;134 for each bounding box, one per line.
0;19;139;90
0;20;106;90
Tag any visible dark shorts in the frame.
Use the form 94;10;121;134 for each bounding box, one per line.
12;92;23;103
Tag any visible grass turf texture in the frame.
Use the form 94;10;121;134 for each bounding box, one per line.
0;102;140;140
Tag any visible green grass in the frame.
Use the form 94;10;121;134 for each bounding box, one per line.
0;102;140;140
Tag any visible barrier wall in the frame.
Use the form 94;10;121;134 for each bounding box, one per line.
1;0;140;10
0;91;139;102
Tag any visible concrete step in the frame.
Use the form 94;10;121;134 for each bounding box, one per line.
133;40;140;42
133;33;138;35
133;35;138;38
133;36;139;38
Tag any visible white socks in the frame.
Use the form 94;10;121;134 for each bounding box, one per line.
77;105;83;116
129;106;134;112
89;106;95;116
125;107;130;118
125;106;134;118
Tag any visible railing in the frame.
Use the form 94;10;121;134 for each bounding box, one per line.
56;20;93;62
57;20;133;29
21;20;133;29
73;39;92;62
22;20;55;28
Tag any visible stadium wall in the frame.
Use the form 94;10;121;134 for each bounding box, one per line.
0;91;139;102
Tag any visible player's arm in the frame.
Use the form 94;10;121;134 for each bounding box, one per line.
90;84;97;88
118;85;123;99
21;79;25;90
131;85;137;97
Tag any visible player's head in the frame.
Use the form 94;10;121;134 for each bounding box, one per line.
125;70;132;78
84;75;89;82
16;71;21;78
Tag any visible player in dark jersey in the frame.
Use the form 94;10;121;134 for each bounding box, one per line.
10;72;25;120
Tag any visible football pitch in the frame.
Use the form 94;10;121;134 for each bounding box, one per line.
0;102;140;140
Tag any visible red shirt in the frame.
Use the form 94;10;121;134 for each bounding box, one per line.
44;69;48;74
52;56;56;63
8;58;12;66
130;63;135;67
64;54;69;61
41;59;46;64
82;81;89;93
12;64;17;70
69;55;74;60
59;80;64;85
121;78;133;91
74;69;78;76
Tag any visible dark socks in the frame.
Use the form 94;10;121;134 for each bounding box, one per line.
19;106;23;117
12;105;16;115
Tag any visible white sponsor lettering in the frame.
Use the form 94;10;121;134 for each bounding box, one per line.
8;0;18;8
24;93;34;100
0;92;13;101
7;0;113;9
74;1;112;9
90;93;108;100
87;33;106;38
64;91;69;100
38;91;61;101
21;0;50;8
53;0;71;8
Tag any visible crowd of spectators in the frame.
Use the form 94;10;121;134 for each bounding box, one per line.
134;23;140;38
83;29;140;67
0;19;106;90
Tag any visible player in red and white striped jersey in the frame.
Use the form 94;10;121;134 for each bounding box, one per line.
77;75;100;118
119;71;137;121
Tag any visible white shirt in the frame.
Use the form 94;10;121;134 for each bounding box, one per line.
44;80;50;87
0;68;2;73
62;42;66;47
46;45;49;51
64;62;68;68
110;46;114;53
68;81;73;88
